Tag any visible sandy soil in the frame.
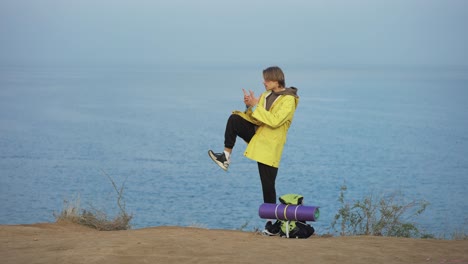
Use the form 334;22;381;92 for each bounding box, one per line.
1;222;467;264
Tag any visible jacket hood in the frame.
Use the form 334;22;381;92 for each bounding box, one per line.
273;87;299;98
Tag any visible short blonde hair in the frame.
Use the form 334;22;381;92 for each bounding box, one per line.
263;66;285;87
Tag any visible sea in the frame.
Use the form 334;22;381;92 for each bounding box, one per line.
1;63;467;238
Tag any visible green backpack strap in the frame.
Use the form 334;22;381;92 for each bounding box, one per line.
281;220;297;238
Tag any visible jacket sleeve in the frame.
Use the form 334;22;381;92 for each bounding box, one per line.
232;108;263;126
251;96;296;128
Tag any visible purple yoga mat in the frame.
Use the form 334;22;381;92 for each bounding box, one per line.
258;203;320;222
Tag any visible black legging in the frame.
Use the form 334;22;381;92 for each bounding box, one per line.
257;162;278;204
224;114;278;204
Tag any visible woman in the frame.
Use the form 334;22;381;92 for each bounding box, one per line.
208;66;299;235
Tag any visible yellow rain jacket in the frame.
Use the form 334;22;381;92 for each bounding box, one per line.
233;87;299;168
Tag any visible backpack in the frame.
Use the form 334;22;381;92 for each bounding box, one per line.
278;194;315;239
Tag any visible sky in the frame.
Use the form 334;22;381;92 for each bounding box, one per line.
1;0;467;67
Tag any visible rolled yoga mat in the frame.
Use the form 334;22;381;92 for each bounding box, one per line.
258;203;320;222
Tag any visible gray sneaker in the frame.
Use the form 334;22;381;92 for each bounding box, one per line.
208;150;230;171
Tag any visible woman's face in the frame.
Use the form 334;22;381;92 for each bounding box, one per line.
263;79;279;91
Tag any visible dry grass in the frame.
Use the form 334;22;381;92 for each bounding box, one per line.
451;226;468;240
55;172;132;231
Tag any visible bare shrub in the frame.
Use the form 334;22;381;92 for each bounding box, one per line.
331;185;429;238
55;172;132;231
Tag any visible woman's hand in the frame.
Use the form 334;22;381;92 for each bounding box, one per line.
242;89;258;107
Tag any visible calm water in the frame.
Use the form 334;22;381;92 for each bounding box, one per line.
1;64;467;237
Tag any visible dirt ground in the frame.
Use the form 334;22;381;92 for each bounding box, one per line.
1;222;467;264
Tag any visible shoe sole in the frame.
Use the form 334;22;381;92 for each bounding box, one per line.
261;230;280;236
208;150;228;171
